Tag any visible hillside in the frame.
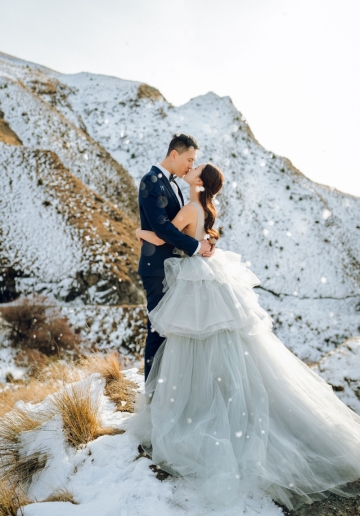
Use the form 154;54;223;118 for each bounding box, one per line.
0;144;144;305
0;51;360;363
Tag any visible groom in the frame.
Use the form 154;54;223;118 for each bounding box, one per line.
138;133;214;380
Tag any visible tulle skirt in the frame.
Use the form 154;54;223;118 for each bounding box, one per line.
126;249;360;510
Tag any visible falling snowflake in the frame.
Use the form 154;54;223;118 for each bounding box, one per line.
322;209;332;220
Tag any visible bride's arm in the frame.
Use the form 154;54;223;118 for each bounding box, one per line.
135;204;197;246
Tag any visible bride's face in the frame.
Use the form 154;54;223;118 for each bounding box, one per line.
183;163;206;186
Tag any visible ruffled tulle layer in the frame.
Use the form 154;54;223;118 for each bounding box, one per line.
149;249;273;340
126;249;360;510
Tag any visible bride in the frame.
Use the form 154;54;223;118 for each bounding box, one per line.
127;163;360;511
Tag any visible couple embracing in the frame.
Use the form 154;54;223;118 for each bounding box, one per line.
126;133;360;511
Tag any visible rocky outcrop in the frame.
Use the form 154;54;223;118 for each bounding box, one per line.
0;109;22;146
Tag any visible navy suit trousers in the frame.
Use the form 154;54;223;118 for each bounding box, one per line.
141;275;166;381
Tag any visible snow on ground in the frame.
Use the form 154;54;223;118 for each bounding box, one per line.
0;339;26;383
12;369;283;516
257;290;360;362
312;337;360;414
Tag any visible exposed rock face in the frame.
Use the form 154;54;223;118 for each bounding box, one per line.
0;109;22;145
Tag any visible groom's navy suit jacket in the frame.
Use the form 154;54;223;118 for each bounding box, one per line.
138;166;199;277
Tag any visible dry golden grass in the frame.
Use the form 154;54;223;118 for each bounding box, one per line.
42;488;78;504
81;351;137;412
35;360;82;384
49;381;119;448
0;361;81;418
0;404;50;489
6;452;49;489
0;406;48;443
0;349;137;503
0;116;22;146
0;381;58;418
0;476;32;516
81;351;123;384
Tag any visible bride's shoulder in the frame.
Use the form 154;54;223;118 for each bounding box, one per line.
177;202;197;215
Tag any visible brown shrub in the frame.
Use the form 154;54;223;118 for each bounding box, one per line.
0;294;48;343
0;294;82;357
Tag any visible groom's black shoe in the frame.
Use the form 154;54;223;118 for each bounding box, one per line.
149;464;170;482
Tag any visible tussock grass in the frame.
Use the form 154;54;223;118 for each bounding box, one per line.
42;488;78;504
0;477;32;516
82;351;123;384
0;361;81;418
81;351;137;412
0;406;50;487
0;349;137;502
0;406;47;443
0;384;53;418
50;381;118;448
6;452;49;488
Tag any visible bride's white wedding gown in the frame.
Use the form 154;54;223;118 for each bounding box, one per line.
127;202;360;510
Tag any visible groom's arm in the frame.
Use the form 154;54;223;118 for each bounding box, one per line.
139;176;199;256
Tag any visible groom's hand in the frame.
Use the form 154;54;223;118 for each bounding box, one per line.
199;239;213;257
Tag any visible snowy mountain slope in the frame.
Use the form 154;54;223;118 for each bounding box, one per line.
34;62;360;361
0;52;359;362
0;57;138;222
52;75;360;298
0;144;144;305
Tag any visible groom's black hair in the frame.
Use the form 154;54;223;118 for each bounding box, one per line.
166;133;200;156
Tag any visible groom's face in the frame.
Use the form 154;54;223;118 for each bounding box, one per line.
173;148;197;178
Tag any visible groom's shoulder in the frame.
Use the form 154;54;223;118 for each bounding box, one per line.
140;165;161;183
139;166;163;193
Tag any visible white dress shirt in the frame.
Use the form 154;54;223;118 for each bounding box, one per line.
155;163;183;206
155;163;201;255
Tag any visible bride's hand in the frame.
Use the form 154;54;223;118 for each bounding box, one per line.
202;237;217;258
135;228;143;244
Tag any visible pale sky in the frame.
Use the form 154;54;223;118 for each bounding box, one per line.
1;0;359;197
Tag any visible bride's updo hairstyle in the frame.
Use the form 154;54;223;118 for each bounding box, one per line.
199;164;224;241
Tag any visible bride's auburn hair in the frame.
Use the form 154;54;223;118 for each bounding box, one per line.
199;164;224;241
